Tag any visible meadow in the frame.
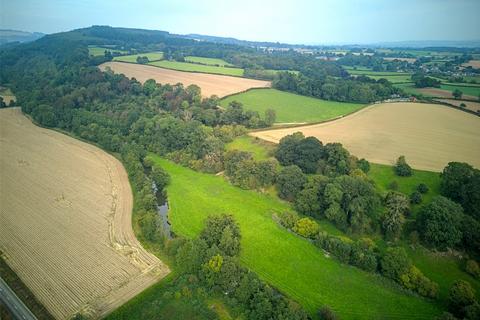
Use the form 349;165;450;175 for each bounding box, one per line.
394;82;480;99
149;156;441;319
185;56;233;66
220;88;365;123
113;52;164;63
88;46;128;56
225;135;275;161
148;60;244;76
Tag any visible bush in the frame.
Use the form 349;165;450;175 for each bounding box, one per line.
381;247;411;281
278;211;299;229
357;158;370;173
400;266;438;298
417;183;429;194
276;165;307;201
318;306;337;320
465;260;480;279
448;280;476;317
394;156;413;177
410;191;422;204
293;217;320;239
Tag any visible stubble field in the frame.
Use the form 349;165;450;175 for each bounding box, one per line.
100;61;270;97
251;102;480;172
0;108;169;319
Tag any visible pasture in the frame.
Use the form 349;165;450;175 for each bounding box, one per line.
99;62;270;97
434;99;480;113
225;135;275;161
395;83;480;100
0;108;169;319
220;88;365;123
88;46;127;56
148;60;244;76
148;156;441;319
185;56;233;66
113;52;164;63
251;102;480;172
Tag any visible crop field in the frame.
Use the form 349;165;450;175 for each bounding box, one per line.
99;62;270;97
0;108;169;319
220;88;365;123
462;60;480;69
148;60;244;76
395;83;480;100
113;52;164;63
184;56;233;66
251;102;480;172
149;156;441;319
434;99;480;113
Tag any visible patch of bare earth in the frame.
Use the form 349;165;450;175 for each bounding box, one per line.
0;108;169;319
434;99;480;113
251;102;480;172
462;60;480;69
99;61;271;98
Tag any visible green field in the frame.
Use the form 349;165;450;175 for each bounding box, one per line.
225;135;275;161
113;52;164;63
150;156;441;319
347;69;411;76
185;56;233;66
148;60;244;76
88;46;127;56
365;75;413;83
220;89;365;123
440;84;480;97
368;163;441;210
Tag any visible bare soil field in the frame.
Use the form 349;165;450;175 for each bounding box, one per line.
462;60;480;69
100;61;270;98
251;102;480;172
417;87;477;100
434;99;480;113
0;108;169;319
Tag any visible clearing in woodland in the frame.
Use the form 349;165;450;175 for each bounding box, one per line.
99;62;270;97
0;108;169;319
251;102;480;172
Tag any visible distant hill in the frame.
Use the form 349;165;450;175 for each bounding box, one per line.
372;40;480;48
0;29;45;46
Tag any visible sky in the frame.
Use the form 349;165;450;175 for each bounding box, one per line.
1;0;479;44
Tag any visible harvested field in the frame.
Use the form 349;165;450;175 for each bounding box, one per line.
251;102;480;172
0;108;169;319
99;62;270;97
434;99;480;113
462;60;480;69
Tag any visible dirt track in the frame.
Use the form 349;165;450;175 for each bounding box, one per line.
251;102;480;172
100;61;270;98
0;108;169;319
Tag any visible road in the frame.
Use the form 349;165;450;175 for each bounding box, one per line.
0;277;37;320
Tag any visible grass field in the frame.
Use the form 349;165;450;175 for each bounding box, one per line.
225;135;275;161
149;156;441;319
148;60;244;76
185;56;233;66
88;46;128;56
365;74;413;83
440;84;480;97
395;83;480;99
251;102;480;172
346;69;411;76
100;62;270;98
220;88;365;123
0;108;169;319
113;52;164;63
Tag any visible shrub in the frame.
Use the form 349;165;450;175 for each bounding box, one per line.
293;217;320;239
410;191;422;204
278;211;300;229
417;183;429;194
381;247;411;281
394;156;413;177
400;266;438;298
465;260;480;279
277;165;307;201
318;306;338;320
357;158;370;173
448;280;476;316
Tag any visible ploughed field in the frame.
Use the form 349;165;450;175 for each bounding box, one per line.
99;61;270;97
251;102;480;172
0;108;169;319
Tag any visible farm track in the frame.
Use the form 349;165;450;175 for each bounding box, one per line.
0;108;169;319
251;102;480;172
99;61;270;98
